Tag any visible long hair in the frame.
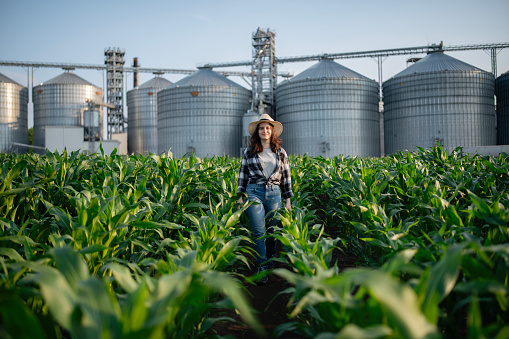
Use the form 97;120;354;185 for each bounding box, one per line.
248;122;282;154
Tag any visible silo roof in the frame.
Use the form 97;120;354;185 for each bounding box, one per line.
168;68;246;89
392;52;484;78
288;59;371;82
42;72;98;86
139;77;172;89
0;72;22;85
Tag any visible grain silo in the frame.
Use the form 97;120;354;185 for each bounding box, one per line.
276;58;380;157
0;73;28;153
33;71;103;148
157;67;251;157
383;52;496;155
127;75;172;155
496;71;509;145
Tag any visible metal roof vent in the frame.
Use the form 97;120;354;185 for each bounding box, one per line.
392;52;483;78
168;68;246;89
42;72;98;86
139;76;172;89
288;58;371;82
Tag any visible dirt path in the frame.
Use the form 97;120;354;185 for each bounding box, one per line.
211;260;301;339
210;245;358;338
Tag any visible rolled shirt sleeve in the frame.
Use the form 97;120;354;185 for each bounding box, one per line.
237;150;250;195
279;149;294;199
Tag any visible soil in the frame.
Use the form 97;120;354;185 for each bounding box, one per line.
209;243;359;338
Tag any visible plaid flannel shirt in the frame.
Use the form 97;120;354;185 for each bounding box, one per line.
237;147;294;199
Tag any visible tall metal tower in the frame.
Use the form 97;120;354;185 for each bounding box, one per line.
104;48;126;138
251;28;277;116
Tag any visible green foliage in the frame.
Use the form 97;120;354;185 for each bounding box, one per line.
0;150;261;338
0;146;508;338
275;147;509;338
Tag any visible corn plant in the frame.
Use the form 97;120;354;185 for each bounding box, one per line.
0;245;262;338
273;207;342;276
1;146;508;338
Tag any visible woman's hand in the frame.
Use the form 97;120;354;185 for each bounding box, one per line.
237;197;243;210
285;198;292;211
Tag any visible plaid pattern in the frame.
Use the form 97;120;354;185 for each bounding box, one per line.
237;148;294;199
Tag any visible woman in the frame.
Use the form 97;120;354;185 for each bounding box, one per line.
237;113;293;283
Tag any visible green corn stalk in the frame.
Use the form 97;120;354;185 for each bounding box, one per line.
2;245;263;339
1;146;508;338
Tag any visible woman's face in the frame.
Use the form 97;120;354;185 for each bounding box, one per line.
258;122;272;141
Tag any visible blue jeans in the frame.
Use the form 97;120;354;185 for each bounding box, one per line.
245;183;282;266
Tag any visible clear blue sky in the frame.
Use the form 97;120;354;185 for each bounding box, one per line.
1;0;508;126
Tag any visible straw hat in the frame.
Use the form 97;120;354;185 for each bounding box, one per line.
248;113;283;137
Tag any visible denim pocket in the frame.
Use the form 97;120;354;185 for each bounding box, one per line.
246;184;257;195
266;186;280;197
246;184;262;202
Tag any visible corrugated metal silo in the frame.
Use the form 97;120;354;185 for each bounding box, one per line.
0;73;28;153
33;72;103;148
496;71;509;145
127;76;172;155
157;67;251;157
383;52;496;154
276;58;380;157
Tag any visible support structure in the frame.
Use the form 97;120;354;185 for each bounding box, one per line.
251;28;277;115
2;40;508;133
104;48;126;138
377;56;384;101
204;41;509;90
485;47;502;78
491;48;497;78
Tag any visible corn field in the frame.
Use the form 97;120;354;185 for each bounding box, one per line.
0;145;508;338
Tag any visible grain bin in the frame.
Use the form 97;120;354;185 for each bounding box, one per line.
127;75;172;155
383;52;496;155
276;58;380;157
33;71;103;149
0;73;28;153
157;67;251;157
496;71;509;145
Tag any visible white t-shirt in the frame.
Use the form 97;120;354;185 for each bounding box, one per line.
258;147;277;178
